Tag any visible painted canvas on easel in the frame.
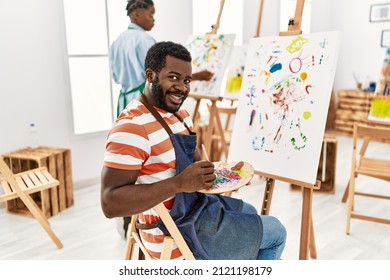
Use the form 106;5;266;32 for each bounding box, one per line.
223;45;248;100
228;31;341;185
186;33;235;96
368;47;390;123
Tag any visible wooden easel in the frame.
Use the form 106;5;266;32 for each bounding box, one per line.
202;0;266;161
259;0;317;260
190;0;226;157
279;0;305;36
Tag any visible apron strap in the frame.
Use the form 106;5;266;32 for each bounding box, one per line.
139;93;173;135
117;82;145;117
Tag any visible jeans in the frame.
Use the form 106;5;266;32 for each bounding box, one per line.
241;202;287;260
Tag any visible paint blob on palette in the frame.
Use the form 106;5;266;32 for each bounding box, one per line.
198;161;254;194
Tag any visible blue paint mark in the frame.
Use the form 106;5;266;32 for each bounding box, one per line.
270;63;282;73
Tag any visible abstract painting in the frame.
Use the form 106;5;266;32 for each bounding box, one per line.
186;33;235;97
368;47;390;123
223;45;248;100
228;31;341;185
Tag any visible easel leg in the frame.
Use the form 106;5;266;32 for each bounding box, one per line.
261;178;275;215
204;101;218;156
299;186;313;260
309;215;317;259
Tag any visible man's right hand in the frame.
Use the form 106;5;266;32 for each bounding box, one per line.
176;160;216;192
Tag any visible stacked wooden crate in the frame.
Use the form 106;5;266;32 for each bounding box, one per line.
2;146;74;218
334;89;375;135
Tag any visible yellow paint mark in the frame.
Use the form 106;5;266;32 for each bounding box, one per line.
303;111;311;120
370;97;390;118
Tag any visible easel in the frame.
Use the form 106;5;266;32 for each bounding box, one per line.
259;0;317;260
190;0;226;158
279;0;305;36
201;0;266;161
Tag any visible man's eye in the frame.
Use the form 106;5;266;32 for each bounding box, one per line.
171;76;178;80
184;79;192;84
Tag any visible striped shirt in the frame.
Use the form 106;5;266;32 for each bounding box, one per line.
103;99;193;259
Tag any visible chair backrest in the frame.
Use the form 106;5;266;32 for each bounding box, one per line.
354;123;390;143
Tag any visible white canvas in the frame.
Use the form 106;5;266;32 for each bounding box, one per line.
228;31;341;185
186;33;235;97
223;45;248;100
368;47;390;123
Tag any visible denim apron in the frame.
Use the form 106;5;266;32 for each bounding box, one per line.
140;94;263;260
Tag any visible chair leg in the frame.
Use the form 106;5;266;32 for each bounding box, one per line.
125;215;138;260
160;237;174;260
346;176;355;235
18;190;63;248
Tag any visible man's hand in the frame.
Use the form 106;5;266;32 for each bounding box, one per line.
192;70;214;81
176;160;216;192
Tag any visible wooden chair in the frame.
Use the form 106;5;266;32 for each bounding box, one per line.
0;157;63;249
125;202;195;260
346;123;390;234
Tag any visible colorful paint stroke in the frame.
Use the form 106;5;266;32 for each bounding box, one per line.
228;31;341;185
186;33;235;97
211;167;247;189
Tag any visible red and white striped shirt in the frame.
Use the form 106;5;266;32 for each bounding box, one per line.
103;99;193;259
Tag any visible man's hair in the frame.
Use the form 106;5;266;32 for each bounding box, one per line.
126;0;154;16
145;41;192;74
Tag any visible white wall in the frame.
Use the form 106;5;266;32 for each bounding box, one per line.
1;0;389;185
327;0;390;92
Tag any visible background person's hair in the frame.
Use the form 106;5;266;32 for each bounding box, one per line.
145;41;192;74
126;0;154;16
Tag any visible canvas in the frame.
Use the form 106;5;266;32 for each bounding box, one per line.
223;45;248;100
186;33;235;97
228;31;341;185
368;47;390;123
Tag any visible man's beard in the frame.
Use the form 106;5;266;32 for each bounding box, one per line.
151;77;187;113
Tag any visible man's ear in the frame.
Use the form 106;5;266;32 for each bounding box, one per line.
145;69;155;83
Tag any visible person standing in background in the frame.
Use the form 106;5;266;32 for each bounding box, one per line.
110;0;156;118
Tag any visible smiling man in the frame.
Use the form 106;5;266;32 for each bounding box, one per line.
101;41;286;260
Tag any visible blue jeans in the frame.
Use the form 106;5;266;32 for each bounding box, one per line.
241;202;287;260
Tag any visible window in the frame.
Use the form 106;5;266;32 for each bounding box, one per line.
63;0;125;135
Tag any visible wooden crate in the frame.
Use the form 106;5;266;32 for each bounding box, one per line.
2;146;74;218
334;89;375;135
291;133;338;193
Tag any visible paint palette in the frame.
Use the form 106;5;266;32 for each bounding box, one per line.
198;161;254;194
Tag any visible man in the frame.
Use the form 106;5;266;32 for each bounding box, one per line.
110;0;213;117
101;41;286;260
